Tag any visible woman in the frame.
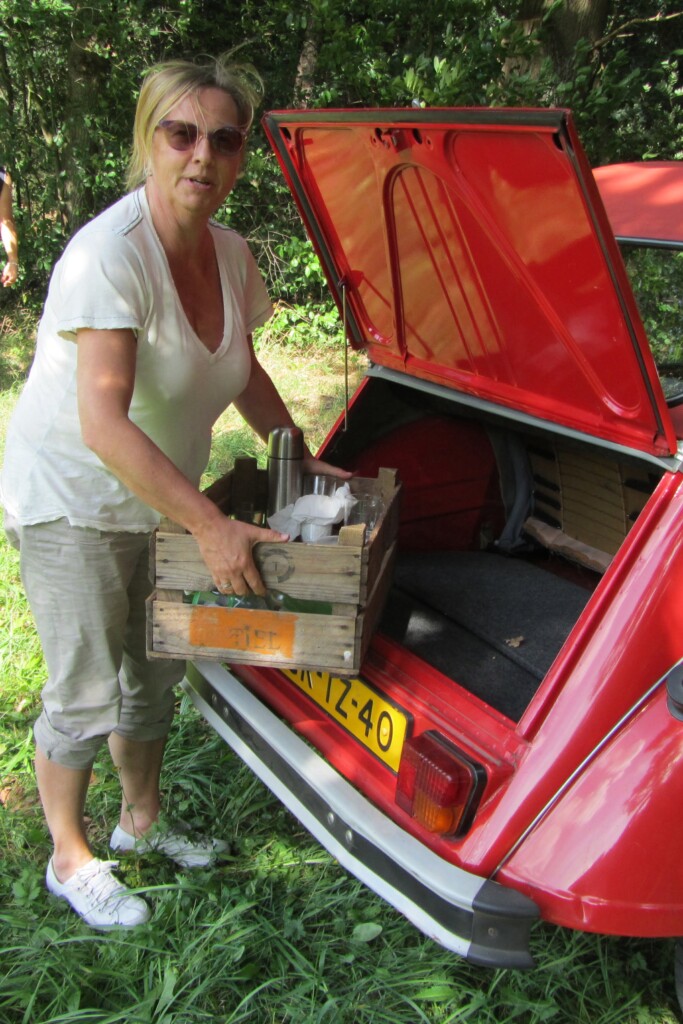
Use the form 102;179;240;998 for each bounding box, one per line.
0;164;18;286
0;56;348;929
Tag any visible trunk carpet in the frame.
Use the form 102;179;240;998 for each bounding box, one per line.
379;550;593;722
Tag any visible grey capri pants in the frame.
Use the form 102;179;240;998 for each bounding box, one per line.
12;517;185;770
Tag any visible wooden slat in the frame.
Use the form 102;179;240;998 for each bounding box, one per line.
154;533;366;603
149;600;362;673
357;541;397;668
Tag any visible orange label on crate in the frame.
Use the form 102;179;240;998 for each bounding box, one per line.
188;606;295;658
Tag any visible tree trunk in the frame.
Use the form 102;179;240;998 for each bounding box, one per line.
63;28;109;228
518;0;612;75
293;29;319;107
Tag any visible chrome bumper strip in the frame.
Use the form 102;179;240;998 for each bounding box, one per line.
184;660;538;969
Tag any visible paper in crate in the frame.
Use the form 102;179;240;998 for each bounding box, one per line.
147;464;400;674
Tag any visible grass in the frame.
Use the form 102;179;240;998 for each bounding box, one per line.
0;307;681;1023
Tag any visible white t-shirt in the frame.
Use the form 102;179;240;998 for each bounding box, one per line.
0;188;272;531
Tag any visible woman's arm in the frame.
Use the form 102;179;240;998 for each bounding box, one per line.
233;336;353;479
0;176;18;287
77;327;287;595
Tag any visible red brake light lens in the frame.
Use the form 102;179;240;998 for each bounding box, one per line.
396;731;486;836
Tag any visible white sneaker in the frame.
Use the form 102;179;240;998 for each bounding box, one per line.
110;823;229;869
46;858;150;928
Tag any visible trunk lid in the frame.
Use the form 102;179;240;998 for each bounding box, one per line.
263;108;676;457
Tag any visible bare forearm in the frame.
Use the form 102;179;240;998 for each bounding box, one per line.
84;416;221;534
233;361;308;450
234;356;352;480
83;414;290;595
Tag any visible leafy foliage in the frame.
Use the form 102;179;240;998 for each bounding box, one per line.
0;1;184;286
624;248;683;360
0;0;681;311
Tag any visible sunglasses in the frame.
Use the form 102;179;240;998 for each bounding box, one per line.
156;119;248;157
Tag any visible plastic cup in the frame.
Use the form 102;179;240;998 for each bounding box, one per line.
345;493;384;532
301;522;333;543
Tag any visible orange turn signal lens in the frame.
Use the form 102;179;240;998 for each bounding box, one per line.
396;731;486;837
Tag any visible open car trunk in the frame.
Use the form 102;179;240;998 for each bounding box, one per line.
326;368;664;723
259;107;678;722
182;123;683;964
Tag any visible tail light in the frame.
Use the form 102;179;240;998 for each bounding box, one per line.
396;731;486;837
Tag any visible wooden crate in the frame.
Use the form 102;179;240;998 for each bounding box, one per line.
147;464;400;674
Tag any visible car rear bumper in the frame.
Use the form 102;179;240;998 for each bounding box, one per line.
184;660;539;969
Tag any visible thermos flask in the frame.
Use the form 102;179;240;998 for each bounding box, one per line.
267;426;304;515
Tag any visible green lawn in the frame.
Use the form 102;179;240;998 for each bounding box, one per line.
0;309;679;1023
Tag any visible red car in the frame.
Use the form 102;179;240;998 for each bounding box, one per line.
184;109;683;1003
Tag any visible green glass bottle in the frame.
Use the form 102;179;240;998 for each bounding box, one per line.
266;589;333;615
184;588;331;615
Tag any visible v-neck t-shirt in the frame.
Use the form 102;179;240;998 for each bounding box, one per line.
0;187;273;531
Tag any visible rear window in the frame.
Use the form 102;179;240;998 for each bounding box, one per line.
621;246;683;404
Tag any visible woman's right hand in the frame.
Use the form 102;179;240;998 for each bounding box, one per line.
194;514;289;597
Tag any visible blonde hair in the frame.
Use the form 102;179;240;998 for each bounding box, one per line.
126;55;264;191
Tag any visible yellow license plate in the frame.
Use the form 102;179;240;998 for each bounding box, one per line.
281;669;410;772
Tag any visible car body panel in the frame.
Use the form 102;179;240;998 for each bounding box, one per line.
338;397;683;901
593;161;683;249
263;108;676;456
498;679;683;935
